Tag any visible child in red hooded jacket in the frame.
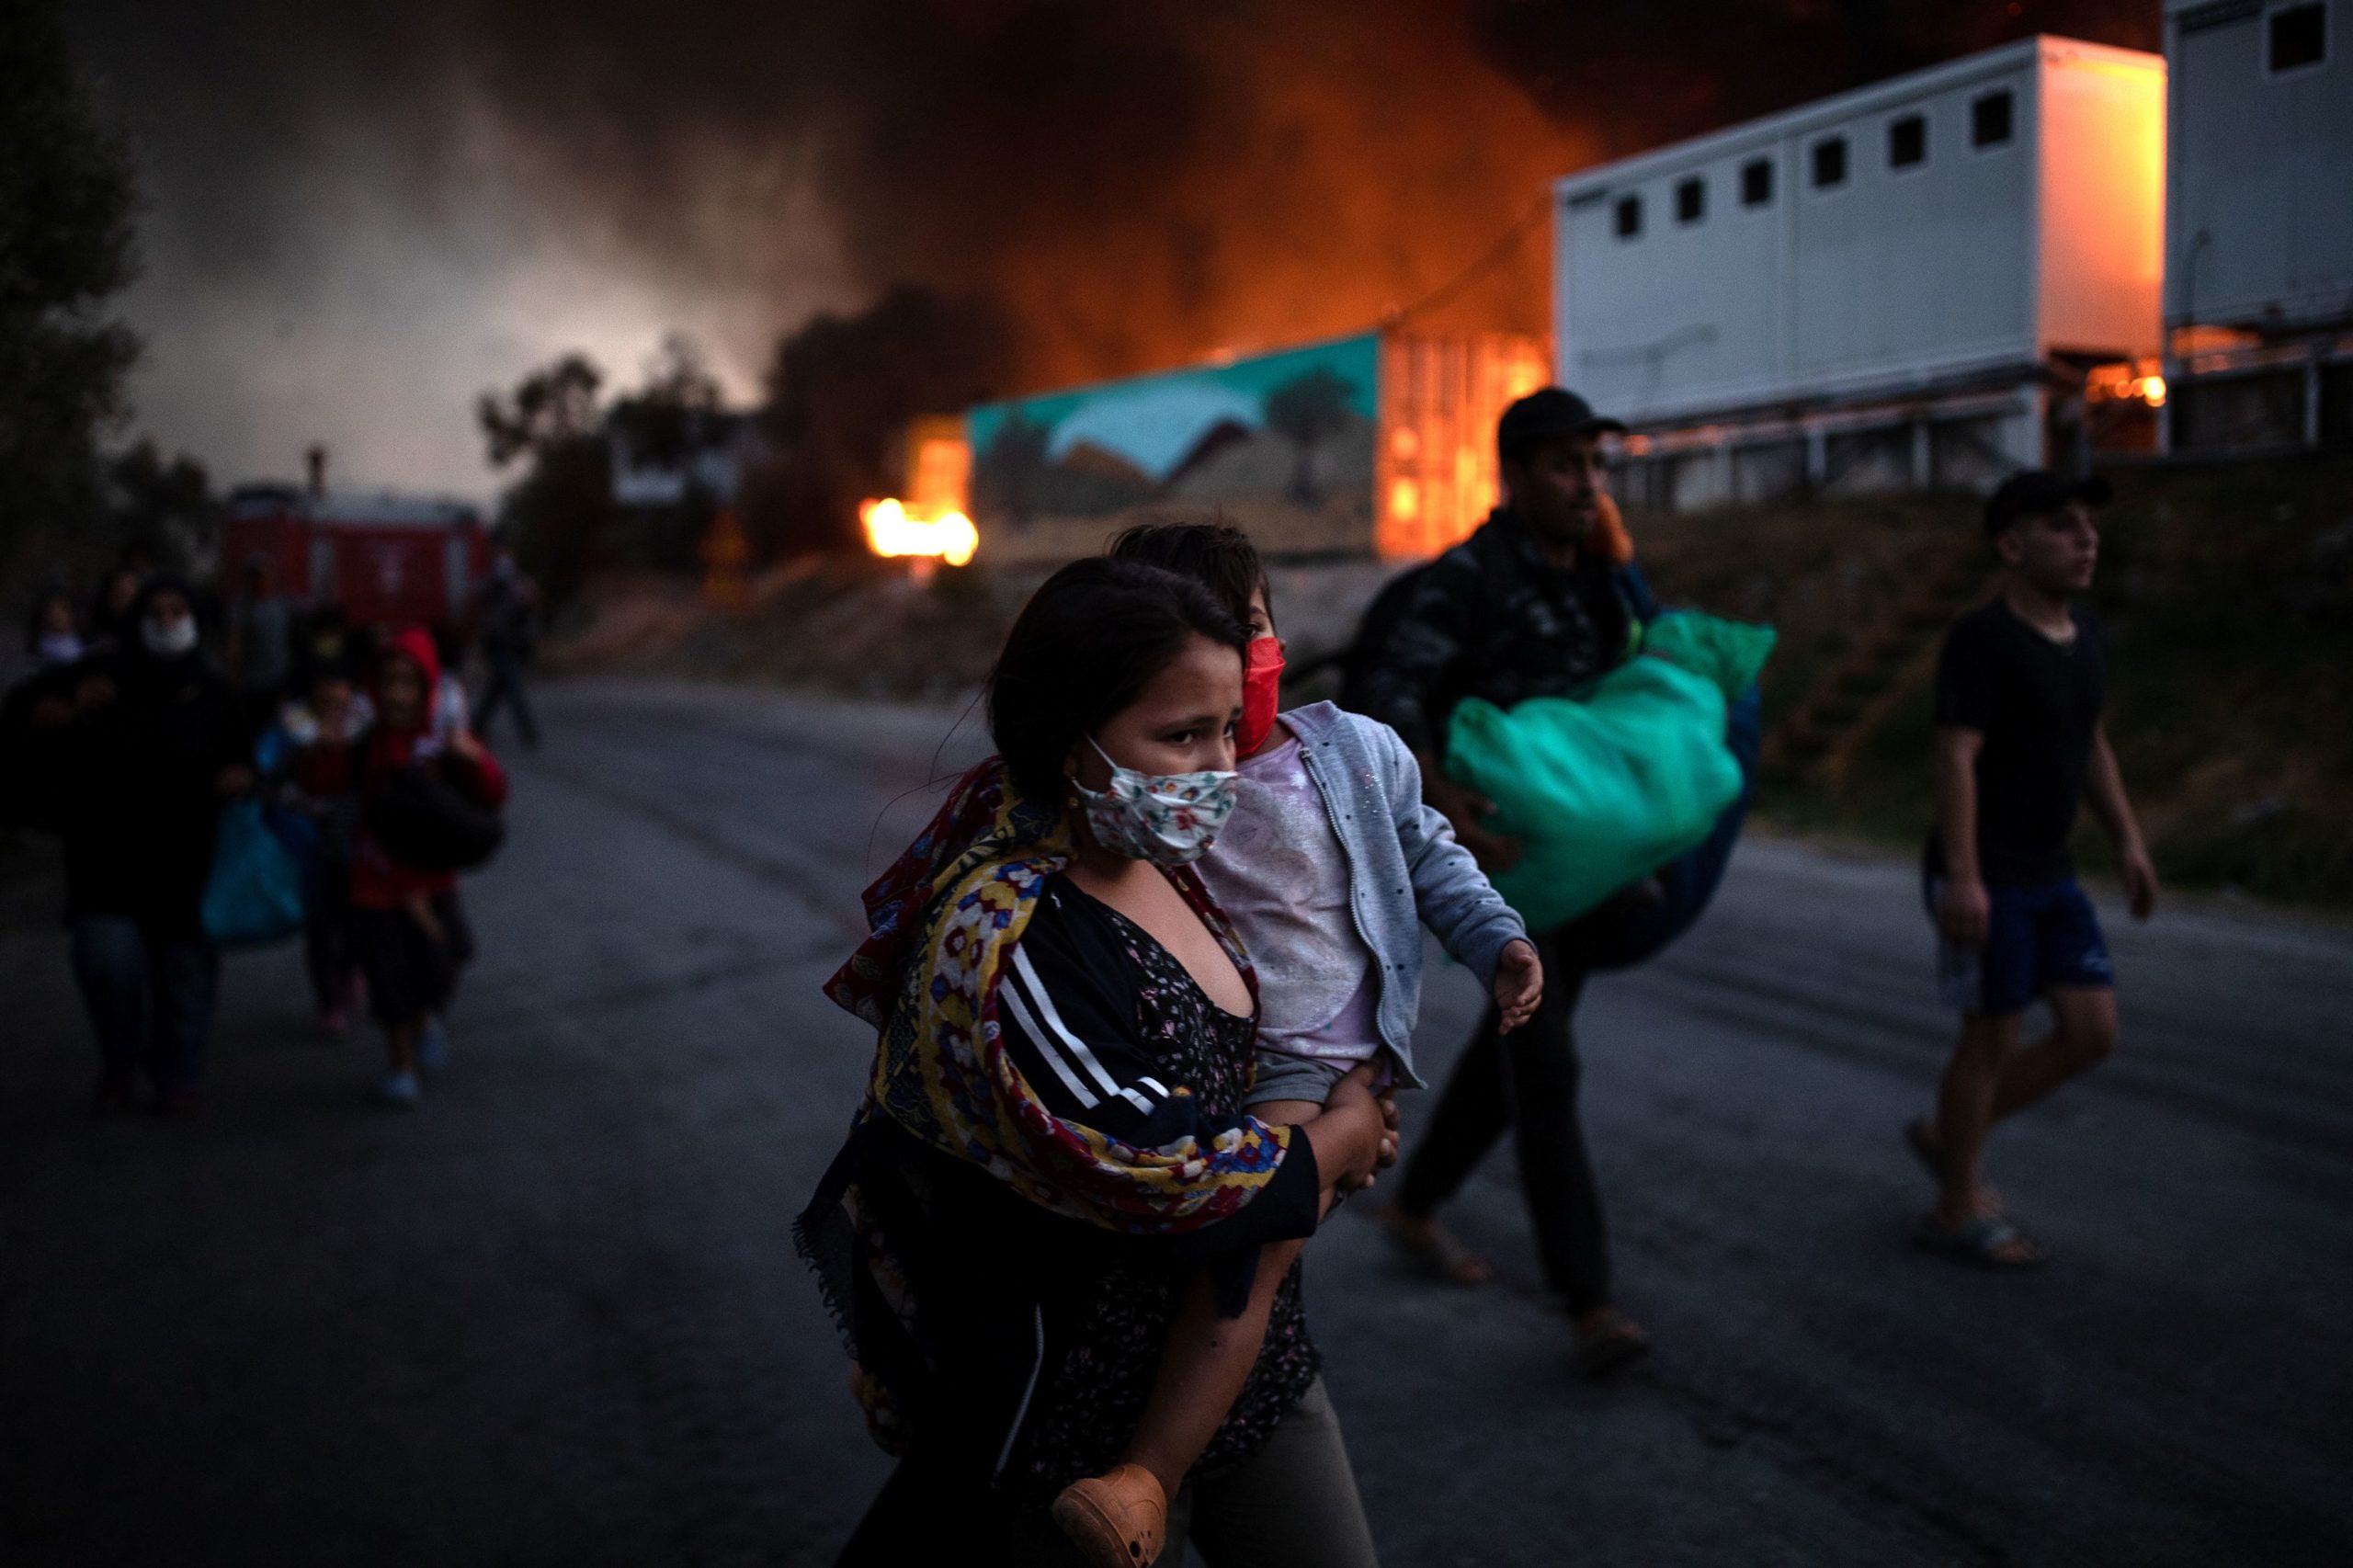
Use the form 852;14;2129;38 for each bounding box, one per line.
352;628;507;1108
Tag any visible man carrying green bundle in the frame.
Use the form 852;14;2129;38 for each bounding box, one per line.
1350;387;1675;1379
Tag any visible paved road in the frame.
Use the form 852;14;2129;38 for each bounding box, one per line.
4;681;2348;1567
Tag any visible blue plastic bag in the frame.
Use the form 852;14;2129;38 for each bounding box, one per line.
201;799;308;947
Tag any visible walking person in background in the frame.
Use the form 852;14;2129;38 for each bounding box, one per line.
5;596;89;826
26;591;85;669
84;563;145;655
1350;387;1660;1379
290;603;369;710
1912;472;2157;1268
470;549;540;750
349;629;506;1108
225;554;296;731
431;625;472;741
13;580;252;1114
280;663;370;1033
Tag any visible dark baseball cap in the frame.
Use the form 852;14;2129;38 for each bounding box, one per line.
1984;470;2111;538
1496;388;1626;460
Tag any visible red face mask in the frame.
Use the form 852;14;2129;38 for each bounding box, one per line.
1237;636;1286;756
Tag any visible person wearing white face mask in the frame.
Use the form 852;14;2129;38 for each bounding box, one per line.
805;558;1393;1567
16;579;254;1114
26;591;85;667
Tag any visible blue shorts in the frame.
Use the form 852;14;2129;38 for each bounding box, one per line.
1923;873;2113;1017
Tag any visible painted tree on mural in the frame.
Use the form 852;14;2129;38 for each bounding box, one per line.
1264;368;1357;505
972;413;1051;526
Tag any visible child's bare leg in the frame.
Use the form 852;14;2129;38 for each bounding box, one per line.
1055;1081;1387;1563
1120;1099;1324;1497
1247;1098;1325;1132
1123;1236;1306;1499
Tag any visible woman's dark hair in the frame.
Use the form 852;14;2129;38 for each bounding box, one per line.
989;557;1248;803
1106;520;1269;633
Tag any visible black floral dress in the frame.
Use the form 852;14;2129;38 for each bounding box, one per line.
1004;896;1321;1500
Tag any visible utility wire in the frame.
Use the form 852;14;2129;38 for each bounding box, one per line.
1381;194;1552;329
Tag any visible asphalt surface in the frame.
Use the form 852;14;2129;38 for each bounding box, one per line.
4;679;2348;1567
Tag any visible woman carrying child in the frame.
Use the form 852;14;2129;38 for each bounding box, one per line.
1047;523;1541;1563
801;559;1395;1565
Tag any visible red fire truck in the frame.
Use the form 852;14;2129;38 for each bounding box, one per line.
219;484;492;631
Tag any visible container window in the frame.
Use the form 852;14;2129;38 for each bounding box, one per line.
1972;89;2014;147
2270;3;2326;72
1889;114;1927;168
1740;157;1774;207
1811;136;1847;187
1675;176;1705;223
1614;194;1643;238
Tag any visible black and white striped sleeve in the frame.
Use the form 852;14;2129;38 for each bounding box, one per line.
995;880;1324;1270
994;891;1176;1143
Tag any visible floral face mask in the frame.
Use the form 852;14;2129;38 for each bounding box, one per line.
1072;736;1239;867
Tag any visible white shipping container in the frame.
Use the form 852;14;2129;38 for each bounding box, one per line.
1554;36;2165;426
2165;0;2353;333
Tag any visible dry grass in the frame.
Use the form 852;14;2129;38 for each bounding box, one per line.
551;452;2353;909
1633;454;2353;909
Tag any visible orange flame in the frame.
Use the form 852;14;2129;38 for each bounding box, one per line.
2084;359;2166;408
859;497;979;567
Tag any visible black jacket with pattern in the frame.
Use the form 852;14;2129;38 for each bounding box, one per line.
1344;507;1660;757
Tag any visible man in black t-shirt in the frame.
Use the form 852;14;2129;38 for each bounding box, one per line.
1913;472;2158;1269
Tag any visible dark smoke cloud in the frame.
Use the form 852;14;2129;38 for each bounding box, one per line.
65;0;2155;489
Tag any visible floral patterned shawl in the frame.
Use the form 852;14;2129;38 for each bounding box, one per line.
796;756;1300;1451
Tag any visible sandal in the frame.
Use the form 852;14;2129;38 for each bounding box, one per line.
1573;1312;1654;1381
1051;1463;1166;1568
1377;1205;1491;1286
1914;1213;2046;1270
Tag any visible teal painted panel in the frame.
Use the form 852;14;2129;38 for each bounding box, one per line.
963;334;1381;529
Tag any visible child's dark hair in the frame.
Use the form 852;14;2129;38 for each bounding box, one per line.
988;557;1248;804
1106;521;1270;634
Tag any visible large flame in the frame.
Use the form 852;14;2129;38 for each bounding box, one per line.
859;497;979;567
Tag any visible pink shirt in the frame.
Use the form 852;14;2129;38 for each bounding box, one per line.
1198;734;1381;1063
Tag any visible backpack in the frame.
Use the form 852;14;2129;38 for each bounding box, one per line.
1335;563;1430;715
365;760;506;873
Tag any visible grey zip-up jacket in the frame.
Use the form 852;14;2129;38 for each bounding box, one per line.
1274;701;1528;1089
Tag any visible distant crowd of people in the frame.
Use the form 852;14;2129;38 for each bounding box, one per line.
799;386;2159;1567
2;547;541;1114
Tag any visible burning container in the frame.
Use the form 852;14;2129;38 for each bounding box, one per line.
221;485;491;631
901;329;1544;569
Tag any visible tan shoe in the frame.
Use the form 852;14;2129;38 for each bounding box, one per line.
1051;1463;1167;1567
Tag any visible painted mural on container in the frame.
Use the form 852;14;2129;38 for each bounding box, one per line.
965;334;1381;560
